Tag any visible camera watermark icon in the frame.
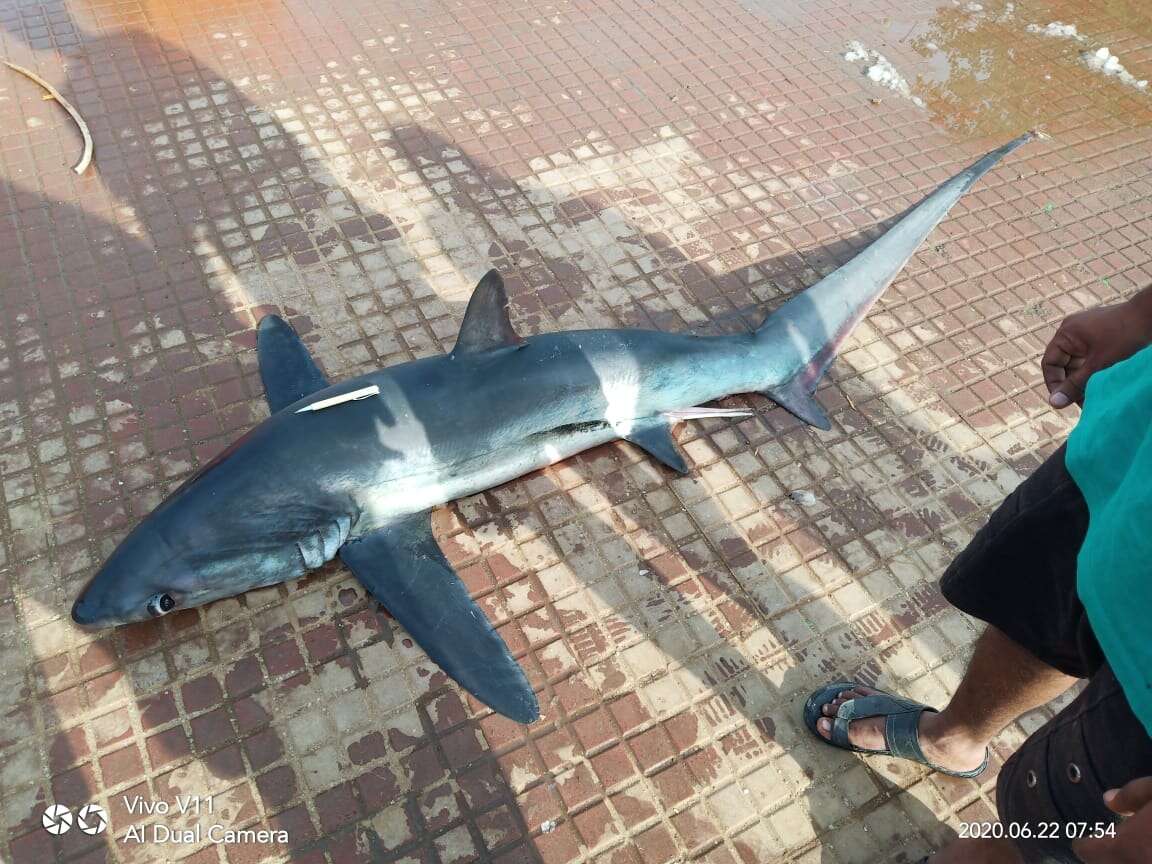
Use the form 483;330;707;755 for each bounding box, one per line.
41;802;108;836
78;804;108;835
41;804;73;835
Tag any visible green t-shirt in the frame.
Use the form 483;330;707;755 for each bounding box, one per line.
1066;344;1152;737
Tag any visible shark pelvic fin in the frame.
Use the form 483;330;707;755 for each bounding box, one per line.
762;379;832;431
257;315;330;414
622;418;689;474
452;269;524;357
339;511;539;724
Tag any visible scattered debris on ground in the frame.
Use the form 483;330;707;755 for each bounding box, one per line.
1082;46;1148;90
3;60;93;173
1026;21;1080;40
951;0;1015;25
842;41;924;106
1024;22;1148;90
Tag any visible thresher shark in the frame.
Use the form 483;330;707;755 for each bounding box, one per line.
72;133;1036;723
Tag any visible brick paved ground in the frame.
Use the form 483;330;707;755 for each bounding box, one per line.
1;0;1150;861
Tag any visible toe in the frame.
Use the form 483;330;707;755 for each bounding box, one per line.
816;717;833;740
823;695;849;716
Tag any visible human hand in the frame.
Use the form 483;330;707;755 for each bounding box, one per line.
1041;292;1152;409
1072;776;1152;863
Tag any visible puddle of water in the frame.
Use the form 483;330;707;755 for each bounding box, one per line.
890;0;1152;136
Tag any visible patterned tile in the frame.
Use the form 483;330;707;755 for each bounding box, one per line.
1;0;1150;861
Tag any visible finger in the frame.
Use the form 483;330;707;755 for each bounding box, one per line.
1054;357;1091;408
1104;776;1152;816
1041;332;1079;408
1042;343;1072;394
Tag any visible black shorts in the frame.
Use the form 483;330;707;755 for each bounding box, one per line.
940;445;1152;863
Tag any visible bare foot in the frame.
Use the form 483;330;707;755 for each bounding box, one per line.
815;686;987;774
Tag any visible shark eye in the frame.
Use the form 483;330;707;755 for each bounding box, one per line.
146;593;176;617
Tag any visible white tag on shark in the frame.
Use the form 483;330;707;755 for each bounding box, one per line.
296;384;380;413
662;407;755;421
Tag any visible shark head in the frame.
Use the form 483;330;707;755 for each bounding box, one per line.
72;425;350;628
71;519;199;626
71;516;316;626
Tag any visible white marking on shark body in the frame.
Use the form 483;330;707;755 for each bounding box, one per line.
584;335;643;436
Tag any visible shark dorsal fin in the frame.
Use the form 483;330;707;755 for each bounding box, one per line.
452;270;523;357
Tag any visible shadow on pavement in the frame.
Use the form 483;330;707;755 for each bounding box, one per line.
0;8;1048;858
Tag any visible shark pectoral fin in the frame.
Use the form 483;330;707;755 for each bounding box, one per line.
451;269;524;357
622;418;689;474
339;512;539;724
762;379;832;431
257;315;330;413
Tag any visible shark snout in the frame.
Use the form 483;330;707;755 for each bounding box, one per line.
70;596;100;627
72;520;192;627
71;558;149;628
71;594;105;631
71;589;121;628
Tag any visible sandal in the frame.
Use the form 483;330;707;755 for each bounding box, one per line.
803;681;989;779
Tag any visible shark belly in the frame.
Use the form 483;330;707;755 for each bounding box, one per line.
353;419;619;527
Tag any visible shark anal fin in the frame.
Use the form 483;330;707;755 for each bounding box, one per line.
339;512;539;724
257;315;330;414
763;379;832;431
622;418;689;474
452;270;524;357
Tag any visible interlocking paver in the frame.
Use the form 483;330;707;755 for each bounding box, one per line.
1;0;1150;861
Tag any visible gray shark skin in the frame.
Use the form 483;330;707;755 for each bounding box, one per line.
72;132;1035;723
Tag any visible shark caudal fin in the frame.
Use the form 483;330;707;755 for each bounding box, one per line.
756;131;1037;430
